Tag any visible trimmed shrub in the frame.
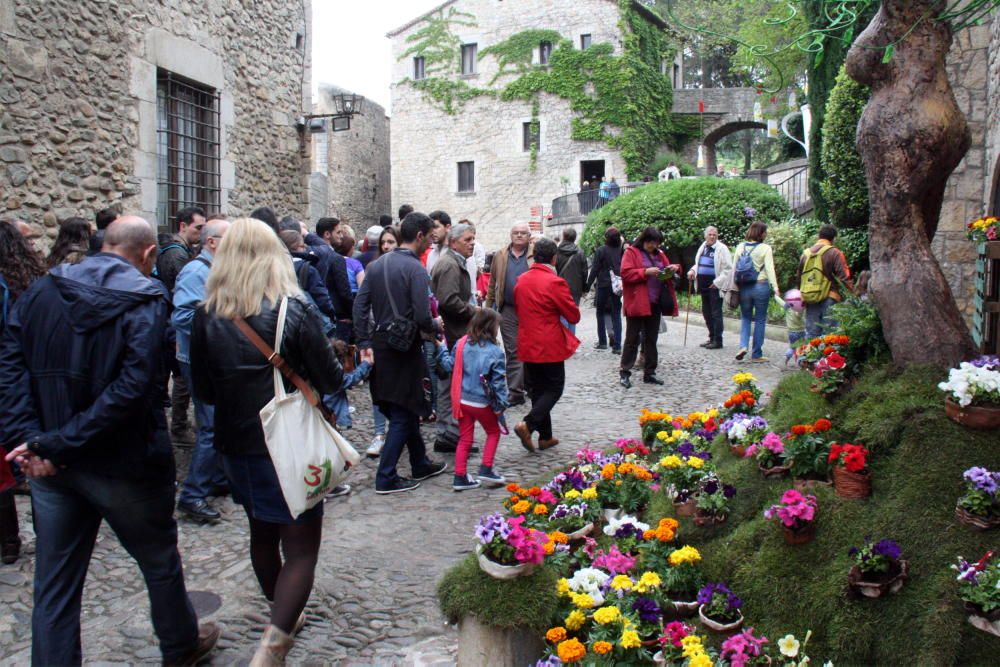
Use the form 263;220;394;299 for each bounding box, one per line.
580;178;791;253
796;217;870;274
820;65;870;229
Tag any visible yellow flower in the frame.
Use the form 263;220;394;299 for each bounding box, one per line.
582;487;598;500
732;372;756;385
610;575;633;590
546;626;567;643
512;500;531;514
689;654;713;667
620;630;641;649
659;455;683;469
656;430;669;442
564;489;581;500
556;637;586;663
570;593;596;609
686;456;704;469
708;408;719;418
557;578;570;595
637;572;661;592
592;606;621;625
668;545;702;566
672;429;684;439
565;609;586;631
681;635;703;648
592;641;613;655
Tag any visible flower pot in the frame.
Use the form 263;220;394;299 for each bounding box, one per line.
945;398;1000;430
693;510;727;527
792;476;832;493
965;602;1000;638
673;497;698;517
847;560;908;598
564;522;595;541
475;546;538;580
698;605;744;633
667;598;699;618
832;467;871;499
759;462;790;479
603;507;625;523
782;522;816;545
955;504;1000;531
729;443;747;458
652;651;667;666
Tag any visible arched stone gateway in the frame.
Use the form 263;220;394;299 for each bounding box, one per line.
671;88;766;174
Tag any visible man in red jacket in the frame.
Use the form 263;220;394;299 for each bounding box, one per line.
512;237;580;452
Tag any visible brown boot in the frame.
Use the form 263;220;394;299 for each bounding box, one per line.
513;422;535;452
538;437;560;451
250;625;293;667
165;622;220;666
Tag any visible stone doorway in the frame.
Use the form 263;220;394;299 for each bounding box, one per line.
580;160;605;188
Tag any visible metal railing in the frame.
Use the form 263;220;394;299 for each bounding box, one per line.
551;182;647;222
772;166;810;213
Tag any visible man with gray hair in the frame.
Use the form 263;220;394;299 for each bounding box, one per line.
687;225;733;349
485;222;533;405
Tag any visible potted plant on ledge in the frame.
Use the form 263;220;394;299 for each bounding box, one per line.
474;513;547;579
955;466;1000;530
697;582;744;633
658;546;706;617
746;431;789;478
953;552;1000;637
828;442;871;499
847;537;908;598
694;478;736;527
939;356;1000;429
784;419;833;490
764;489;818;545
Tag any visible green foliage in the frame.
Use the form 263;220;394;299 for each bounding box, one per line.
580;178;791;253
765;219;807;293
437;554;560;631
829;296;889;372
400;7;477;76
795;217;869;274
479;29;567;84
688;365;1000;665
651;150;697;178
821;65;871;229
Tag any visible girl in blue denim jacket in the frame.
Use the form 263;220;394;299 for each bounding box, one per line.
450;309;508;491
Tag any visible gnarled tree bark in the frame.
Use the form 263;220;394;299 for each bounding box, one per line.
846;0;977;368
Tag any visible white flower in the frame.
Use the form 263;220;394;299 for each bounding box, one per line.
567;567;610;602
778;634;800;658
603;515;649;536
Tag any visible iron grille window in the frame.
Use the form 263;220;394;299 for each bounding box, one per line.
580;34;592;49
457;161;475;193
156;70;220;231
539;41;552;65
522;122;540;152
414;56;426;80
461;43;477;75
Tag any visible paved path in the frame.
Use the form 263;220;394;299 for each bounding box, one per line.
0;303;786;665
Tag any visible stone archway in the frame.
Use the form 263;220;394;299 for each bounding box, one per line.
703;120;768;175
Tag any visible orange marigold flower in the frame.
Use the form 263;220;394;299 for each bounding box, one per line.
660;518;680;531
551;531;569;544
528;487;542;497
512;500;531;514
534;504;549;515
593;641;613;655
601;464;617;480
557;638;587;663
543;542;555;555
506;483;519;493
810;338;821;347
823;346;835;355
546;627;568;643
509;495;521;504
724;400;734;408
814;418;832;432
791;425;808;436
745;397;756;407
643;529;656;540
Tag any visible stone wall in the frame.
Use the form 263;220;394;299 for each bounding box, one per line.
0;0;310;244
388;0;634;250
312;84;391;234
987;11;1000;217
934;22;992;322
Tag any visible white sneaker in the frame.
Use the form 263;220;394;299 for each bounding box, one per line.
366;435;384;459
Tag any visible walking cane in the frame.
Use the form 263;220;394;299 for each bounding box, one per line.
682;279;693;347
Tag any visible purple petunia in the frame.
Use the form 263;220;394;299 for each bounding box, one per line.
632;597;662;622
744;207;757;219
873;539;902;561
723;484;737;499
703;480;719;495
969;355;1000;370
964;467;1000;495
475;513;511;544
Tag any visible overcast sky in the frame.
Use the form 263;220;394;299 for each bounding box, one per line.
312;0;445;115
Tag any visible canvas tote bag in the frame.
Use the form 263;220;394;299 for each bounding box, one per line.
234;297;360;518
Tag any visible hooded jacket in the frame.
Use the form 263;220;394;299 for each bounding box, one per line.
555;241;588;303
0;253;174;481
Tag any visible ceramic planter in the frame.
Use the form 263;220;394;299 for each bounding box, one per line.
698;605;744;633
693;510;728;527
475;546;537;580
564;522;595;541
782;522;816;545
945;398;1000;429
759;462;790;479
652;651;667;666
965;602;1000;638
955;504;1000;531
667;598;699;618
673;497;698;517
847;560;908;598
603;507;625;523
729;443;747;458
832;467;872;499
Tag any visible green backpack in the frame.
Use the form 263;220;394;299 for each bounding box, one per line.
799;245;833;304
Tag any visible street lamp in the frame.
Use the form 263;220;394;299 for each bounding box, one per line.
331;92;364;117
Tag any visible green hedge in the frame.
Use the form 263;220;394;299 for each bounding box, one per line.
820;65;871;229
580;178;792;253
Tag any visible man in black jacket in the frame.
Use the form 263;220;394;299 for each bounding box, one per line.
0;217;218;665
307;217;353;340
555;227;589;332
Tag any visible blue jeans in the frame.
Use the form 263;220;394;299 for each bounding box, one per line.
805;297;836;337
739;282;772;359
595;285;622;348
376;403;434;489
373;404;387;436
178;362;226;504
31;471;198;665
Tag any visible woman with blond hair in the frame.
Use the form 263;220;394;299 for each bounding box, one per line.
190;218;343;665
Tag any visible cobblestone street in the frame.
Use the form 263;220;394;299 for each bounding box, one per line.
0;304;786;666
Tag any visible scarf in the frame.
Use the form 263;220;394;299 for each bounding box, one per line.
450;335;468;421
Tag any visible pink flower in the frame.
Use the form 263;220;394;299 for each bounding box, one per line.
592;545;637;574
746;444;759;457
761;432;784;453
988;226;997;240
538;490;557;505
780;489;805;504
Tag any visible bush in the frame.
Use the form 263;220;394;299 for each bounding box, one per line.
766;219;808;293
795;217;870;274
821;65;870;229
580;178;792;253
829;296;890;372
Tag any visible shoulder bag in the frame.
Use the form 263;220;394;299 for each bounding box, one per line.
233;298;359;518
373;254;418;352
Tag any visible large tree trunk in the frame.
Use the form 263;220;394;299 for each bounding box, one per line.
845;0;976;368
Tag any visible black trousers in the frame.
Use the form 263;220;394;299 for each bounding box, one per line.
523;361;566;441
700;286;724;343
620;303;662;377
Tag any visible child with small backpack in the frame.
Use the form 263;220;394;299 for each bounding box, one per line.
450;309;509;491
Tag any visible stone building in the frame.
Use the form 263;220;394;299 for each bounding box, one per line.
309;84;391;233
388;0;681;249
0;0;312;244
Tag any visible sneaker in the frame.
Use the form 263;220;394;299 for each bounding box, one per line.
619;371;632;389
699;341;711;348
750;357;770;364
366;435;384;459
643;375;665;385
705;341;723;350
477;467;507;486
326;484;351;498
735;347;748;361
412;460;448;481
166;621;221;666
375;478;421;495
177;499;221;523
594;343;608;350
453;474;481;491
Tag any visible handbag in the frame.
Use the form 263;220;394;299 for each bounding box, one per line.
233;298;360;518
373;254;418;352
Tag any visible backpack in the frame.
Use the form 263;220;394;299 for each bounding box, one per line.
799;245;833;304
733;243;760;286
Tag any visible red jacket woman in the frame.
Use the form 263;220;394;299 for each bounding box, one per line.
621;245;679;318
514;263;581;363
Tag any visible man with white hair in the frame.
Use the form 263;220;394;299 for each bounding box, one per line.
360;225;383;268
687;225;733;349
485;222;533;405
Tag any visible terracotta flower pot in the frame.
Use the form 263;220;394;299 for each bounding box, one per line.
782;522;816;545
964;602;1000;638
759;462;790;479
698;605;744;633
792;476;832;493
847;560;908;598
673;497;698;517
729;443;747;458
475;546;537;580
955;504;1000;531
833;467;871;499
693;510;728;527
945;398;1000;430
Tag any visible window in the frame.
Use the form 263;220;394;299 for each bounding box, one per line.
522;121;540;152
156;70;220;230
539;41;552;65
457;161;475;193
580;34;592;50
413;56;426;80
461;43;477;75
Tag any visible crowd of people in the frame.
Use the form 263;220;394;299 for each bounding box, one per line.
0;203;857;665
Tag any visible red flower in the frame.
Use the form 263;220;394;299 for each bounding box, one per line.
745;397;756;407
814;418;832;432
791;425;808;436
826;353;846;370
